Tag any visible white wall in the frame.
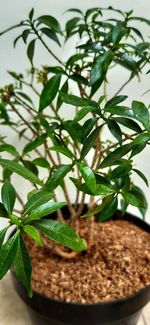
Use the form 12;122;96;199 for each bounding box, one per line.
0;0;150;225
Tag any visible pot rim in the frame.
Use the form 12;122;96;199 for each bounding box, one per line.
10;210;150;307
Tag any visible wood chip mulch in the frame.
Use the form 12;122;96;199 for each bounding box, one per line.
25;219;150;304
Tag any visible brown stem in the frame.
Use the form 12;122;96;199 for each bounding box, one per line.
114;76;132;97
54;194;64;222
16;192;24;207
87;197;95;251
14;94;37;114
32;25;64;67
10;103;37;135
22;80;40;96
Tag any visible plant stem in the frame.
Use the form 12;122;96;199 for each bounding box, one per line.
31;24;64;67
114;76;133;96
10;103;37;135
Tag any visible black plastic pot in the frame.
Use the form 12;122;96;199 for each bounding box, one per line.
11;212;150;325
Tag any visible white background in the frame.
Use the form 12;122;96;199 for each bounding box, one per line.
0;0;150;228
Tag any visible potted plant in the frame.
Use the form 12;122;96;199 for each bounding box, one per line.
0;6;150;325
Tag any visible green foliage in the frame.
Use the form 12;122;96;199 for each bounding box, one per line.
0;5;150;297
35;219;87;251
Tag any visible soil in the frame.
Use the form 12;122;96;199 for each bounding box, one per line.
25;218;150;304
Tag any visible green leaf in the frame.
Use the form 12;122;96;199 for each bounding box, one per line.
132;101;149;129
23;225;43;246
104;106;133;118
50;146;73;159
37;15;61;34
41;28;60;46
22;160;38;176
133;169;149;187
29;8;34;21
66;9;83;15
129;16;150;26
99;195;118;221
23;134;47;155
45;164;72;191
56;80;68;112
105;96;128;107
0;23;23;37
35;219;87;251
13;234;32;297
32;158;50;169
0;144;18;156
0;159;43;186
63;121;82;143
66;53;87;67
122;190;146;208
81;118;97;142
1;181;16;215
74;106;96;122
22;191;54;217
81;205;103;218
130;185;148;218
78;163;96;192
70;74;89;86
115;54;138;73
0;203;8;219
16;92;33;104
107;120;122;144
130;143;146;158
81;126;103;160
0;232;19;280
111;117;142;133
133;133;150;145
66;17;80;38
0;227;9;248
27;39;36;65
112;23;126;45
39;75;61;112
110;161;132;179
70;177;114;196
24;201;66;224
100;143;134;168
70;177;92;195
90;51;113;95
60;92;96;108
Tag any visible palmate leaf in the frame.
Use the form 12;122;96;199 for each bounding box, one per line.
35;219;87;251
13;234;32;297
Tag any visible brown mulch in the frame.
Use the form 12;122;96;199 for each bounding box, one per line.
25;219;150;304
